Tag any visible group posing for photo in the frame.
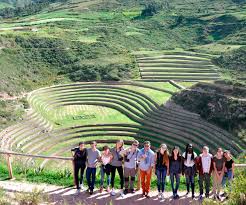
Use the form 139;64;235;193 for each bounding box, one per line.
71;140;235;201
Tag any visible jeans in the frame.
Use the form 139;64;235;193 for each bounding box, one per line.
170;172;180;195
222;170;233;192
156;167;167;192
185;175;195;196
111;165;124;189
73;162;86;189
86;167;97;191
199;173;211;196
100;166;111;187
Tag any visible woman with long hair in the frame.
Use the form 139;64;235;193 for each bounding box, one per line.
110;139;124;196
221;150;235;198
169;146;182;199
182;143;197;199
100;146;113;193
155;144;169;200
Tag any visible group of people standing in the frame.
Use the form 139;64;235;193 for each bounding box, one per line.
71;140;235;200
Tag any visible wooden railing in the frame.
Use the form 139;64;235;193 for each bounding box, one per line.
0;150;73;179
0;150;245;179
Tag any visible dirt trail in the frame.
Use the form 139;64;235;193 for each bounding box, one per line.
0;180;207;205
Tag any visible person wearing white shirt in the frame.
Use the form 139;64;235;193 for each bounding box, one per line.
182;144;197;199
196;146;213;200
100;146;113;193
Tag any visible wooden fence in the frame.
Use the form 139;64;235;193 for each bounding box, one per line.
0;150;245;180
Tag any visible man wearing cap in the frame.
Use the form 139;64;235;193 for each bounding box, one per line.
120;140;140;195
137;141;155;198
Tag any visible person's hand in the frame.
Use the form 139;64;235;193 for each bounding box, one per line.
218;174;223;183
147;168;152;174
167;169;170;176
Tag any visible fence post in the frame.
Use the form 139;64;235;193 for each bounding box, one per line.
6;154;13;179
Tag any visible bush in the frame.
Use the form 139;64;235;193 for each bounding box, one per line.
15;188;48;205
213;46;246;71
227;169;246;205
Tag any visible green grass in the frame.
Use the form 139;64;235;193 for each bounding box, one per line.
47;105;136;128
0;161;195;191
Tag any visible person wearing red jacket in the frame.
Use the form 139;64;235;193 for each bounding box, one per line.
196;146;213;200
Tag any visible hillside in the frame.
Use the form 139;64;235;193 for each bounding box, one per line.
171;81;246;143
0;0;245;183
0;2;245;205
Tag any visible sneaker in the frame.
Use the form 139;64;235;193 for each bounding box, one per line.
216;195;221;201
145;193;150;198
158;192;162;199
90;190;93;195
175;194;179;199
205;194;209;198
124;189;128;195
199;195;203;200
186;191;189;195
106;186;110;193
76;189;80;194
192;195;195;199
100;187;103;193
80;183;84;190
142;192;146;197
120;190;124;197
130;189;135;194
221;192;227;197
111;188;116;196
161;193;164;200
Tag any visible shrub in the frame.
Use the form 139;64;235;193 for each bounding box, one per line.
227;169;246;205
15;188;48;205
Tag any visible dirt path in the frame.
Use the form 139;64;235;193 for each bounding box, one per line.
0;180;206;205
0;92;27;100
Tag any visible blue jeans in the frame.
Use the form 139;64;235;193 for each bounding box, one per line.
170;172;180;195
86;167;97;191
222;170;233;192
156;167;167;192
100;166;111;187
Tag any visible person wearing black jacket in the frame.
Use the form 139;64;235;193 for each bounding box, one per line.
169;146;182;199
71;142;88;190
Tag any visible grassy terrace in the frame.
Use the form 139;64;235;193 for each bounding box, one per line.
135;50;221;81
0;81;243;172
